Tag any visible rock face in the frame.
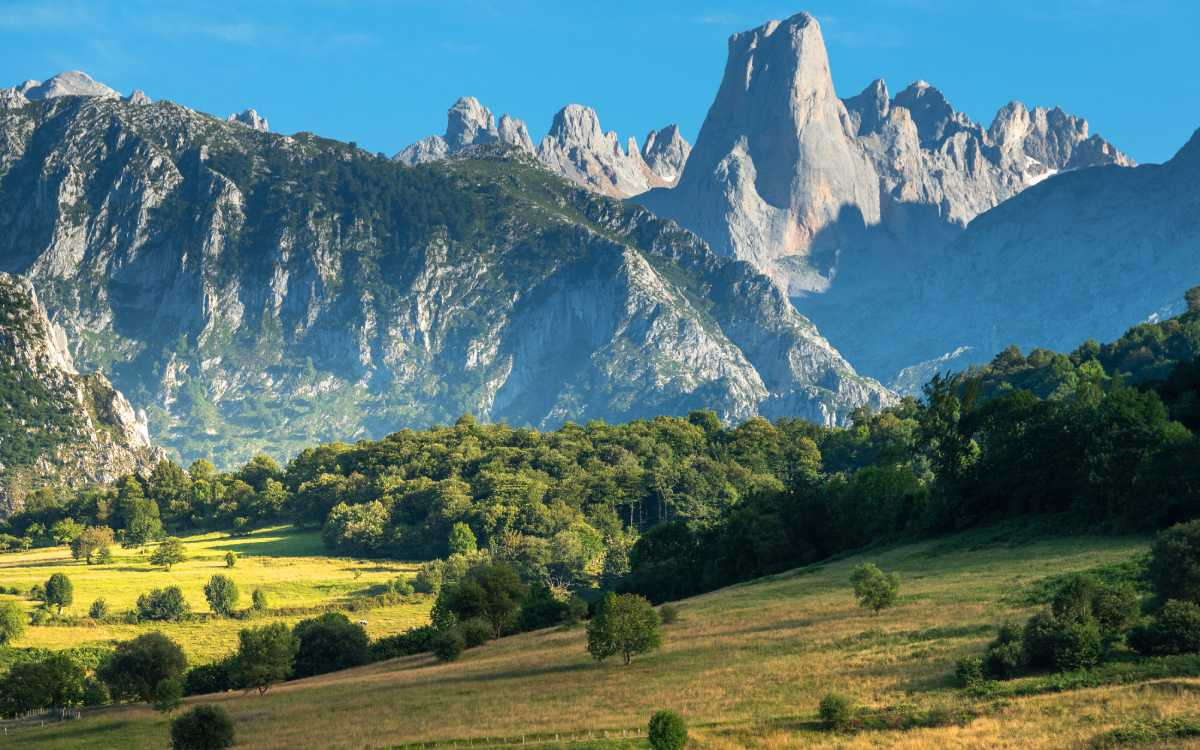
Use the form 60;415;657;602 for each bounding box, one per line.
227;108;269;131
639;13;1132;298
1;71;121;109
0;273;162;513
0;94;892;466
396;98;691;197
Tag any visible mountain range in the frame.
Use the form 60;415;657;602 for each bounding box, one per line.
0;9;1196;480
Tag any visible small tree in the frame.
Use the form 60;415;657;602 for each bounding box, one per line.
44;572;74;614
49;518;84;546
1150;520;1200;604
0;601;26;644
137;586;191;622
171;704;235;750
292;613;370;678
151;537;187;571
89;598;109;619
849;563;901;614
648;710;688;750
430;627;466;662
586;592;662;665
234;622;298;694
224;551;237;568
819;692;855;730
100;631;188;703
153;677;184;714
204;575;240;617
251;588;268;611
1130;600;1200;655
448;522;477;556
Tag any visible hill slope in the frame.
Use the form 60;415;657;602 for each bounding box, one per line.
15;529;1190;749
0;94;891;466
0;272;161;513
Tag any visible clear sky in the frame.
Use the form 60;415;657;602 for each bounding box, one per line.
2;0;1196;164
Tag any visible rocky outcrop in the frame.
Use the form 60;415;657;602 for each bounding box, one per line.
395;98;691;197
0;273;162;513
0;94;892;466
228;108;269;131
1;71;121;109
636;11;1136;380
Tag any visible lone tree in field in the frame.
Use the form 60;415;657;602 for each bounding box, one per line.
849;563;901;614
44;572;74;614
70;525;115;564
0;601;25;644
224;551;237;568
648;710;688;750
234;622;298;694
587;592;662;665
171;704;235;750
204;575;240;616
151;537;187;571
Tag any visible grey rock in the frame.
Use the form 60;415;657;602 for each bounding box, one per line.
641;124;691;185
227;108;268;131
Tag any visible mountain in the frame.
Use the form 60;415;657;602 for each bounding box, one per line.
0;87;891;466
0;273;162;513
396;97;690;197
639;12;1131;299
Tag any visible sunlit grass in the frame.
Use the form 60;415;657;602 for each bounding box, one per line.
14;528;1194;749
0;526;431;662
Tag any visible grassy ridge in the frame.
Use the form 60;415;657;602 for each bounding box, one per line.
0;527;431;662
15;529;1199;749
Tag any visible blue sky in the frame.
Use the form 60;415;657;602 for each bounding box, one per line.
1;0;1196;164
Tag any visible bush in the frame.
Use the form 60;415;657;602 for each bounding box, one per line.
849;563;901;613
369;625;437;661
1149;520;1200;603
29;607;51;625
647;709;688;750
954;655;985;687
1053;619;1102;671
460;617;492;648
184;659;237;696
137;586;191;622
233;622;298;694
82;677;110;706
251;588;268;611
390;577;414;597
0;600;25;644
151;538;187;571
44;572;73;614
1022;611;1060;670
430;627;465;662
224;552;237;568
1129;600;1200;655
100;631;188;703
170;704;235;750
203;575;239;617
819;692;855;730
658;604;680;625
982;622;1025;679
89;598;109;620
413;560;444;594
292;613;369;678
153;677;184;713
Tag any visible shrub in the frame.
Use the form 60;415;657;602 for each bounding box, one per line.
184;659;237;696
100;631;188;703
0;600;25;644
44;572;73;614
170;704;235;750
224;552;237;568
819;692;855;730
390;577;414;597
70;526;115;564
82;677;110;706
431;627;465;662
586;592;662;665
1129;600;1200;655
659;604;680;625
292;613;369;678
564;595;588;626
983;622;1026;679
1092;583;1142;647
97;547;114;564
203;575;239;617
251;588;268;611
1052;619;1102;671
413;560;444;594
954;655;985;687
1149;519;1200;603
0;652;86;714
137;586;191;622
849;563;901;613
647;709;688;750
89;598;109;620
1051;574;1099;623
29;607;51;625
369;625;437;661
460;617;492;648
1022;611;1060;670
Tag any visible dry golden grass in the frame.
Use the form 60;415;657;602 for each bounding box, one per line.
12;529;1197;749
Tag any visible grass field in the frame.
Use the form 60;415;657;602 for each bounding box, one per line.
0;526;431;662
12;525;1200;749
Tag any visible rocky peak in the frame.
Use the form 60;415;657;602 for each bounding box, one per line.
446;96;497;148
125;89;152;106
891;81;977;147
843;78;890;136
20;71;120;101
497;113;534;152
988;100;1132;172
228;108;269;132
641;125;691;185
396;97;534;166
